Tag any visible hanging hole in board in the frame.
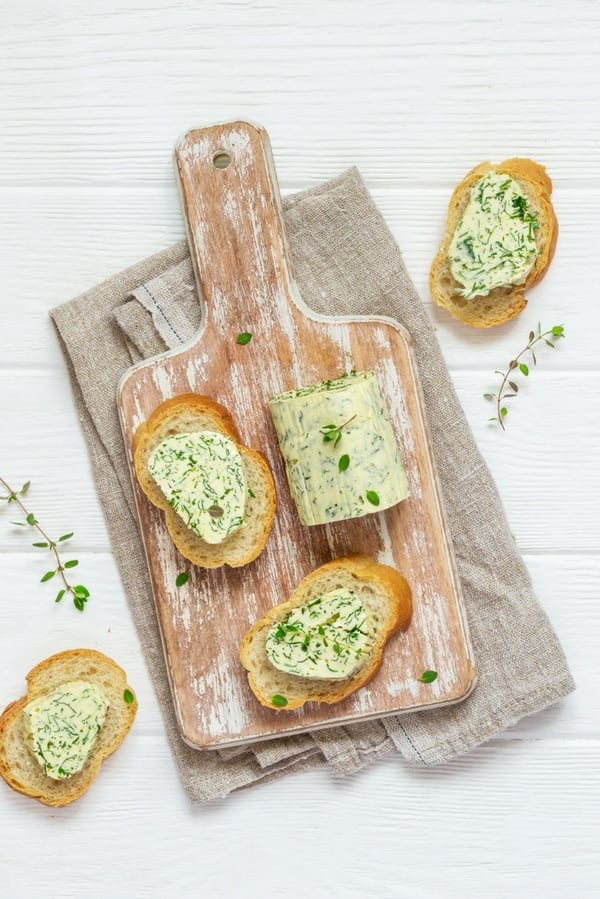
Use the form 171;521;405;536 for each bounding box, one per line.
212;151;231;170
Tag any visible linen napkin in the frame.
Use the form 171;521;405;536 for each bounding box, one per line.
50;168;575;801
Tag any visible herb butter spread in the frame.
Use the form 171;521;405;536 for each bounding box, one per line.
269;371;409;526
23;681;108;780
265;589;372;679
148;430;246;544
448;172;540;300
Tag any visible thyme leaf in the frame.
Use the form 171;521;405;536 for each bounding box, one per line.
0;477;90;612
271;694;288;707
484;323;565;429
319;414;356;446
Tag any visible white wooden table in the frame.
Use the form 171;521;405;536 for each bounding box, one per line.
1;2;598;896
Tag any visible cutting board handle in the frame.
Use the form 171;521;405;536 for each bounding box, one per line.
174;121;297;341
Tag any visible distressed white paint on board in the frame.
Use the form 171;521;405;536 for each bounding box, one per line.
116;122;476;749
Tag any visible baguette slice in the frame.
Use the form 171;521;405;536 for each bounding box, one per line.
0;649;137;807
430;158;558;327
240;554;412;710
133;393;276;568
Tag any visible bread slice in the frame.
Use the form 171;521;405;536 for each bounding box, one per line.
133;393;276;568
240;554;412;710
0;649;137;807
430;158;558;327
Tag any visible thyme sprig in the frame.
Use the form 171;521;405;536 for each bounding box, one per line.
319;414;356;447
0;477;90;611
484;324;565;429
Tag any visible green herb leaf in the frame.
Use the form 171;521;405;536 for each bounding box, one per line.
486;323;565;429
338;454;350;472
319;414;356;446
247;487;256;498
271;694;288;707
418;670;438;683
123;688;135;705
366;490;380;506
0;475;90;612
236;331;252;345
175;571;189;587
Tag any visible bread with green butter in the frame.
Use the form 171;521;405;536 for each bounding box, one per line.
0;649;137;807
133;393;276;568
430;158;558;327
240;554;412;710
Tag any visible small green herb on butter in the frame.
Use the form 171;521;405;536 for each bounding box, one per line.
148;430;246;545
23;681;109;780
319;414;356;446
448;172;540;300
266;589;372;679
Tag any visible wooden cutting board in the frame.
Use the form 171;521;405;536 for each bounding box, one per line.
117;120;476;750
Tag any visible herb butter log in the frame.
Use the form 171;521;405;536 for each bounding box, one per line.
0;650;137;807
430;158;558;327
240;554;412;710
269;371;410;526
133;394;276;568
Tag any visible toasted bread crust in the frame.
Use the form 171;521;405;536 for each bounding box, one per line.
133;393;276;568
240;554;412;710
430;158;558;328
0;649;137;807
